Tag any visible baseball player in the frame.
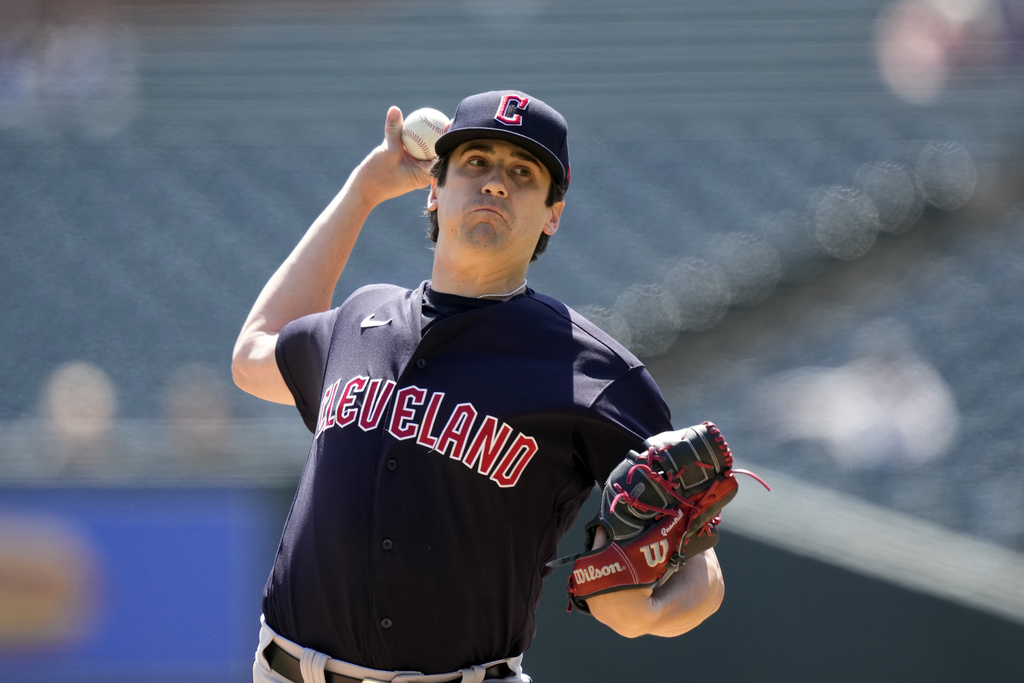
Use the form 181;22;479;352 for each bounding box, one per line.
233;90;726;683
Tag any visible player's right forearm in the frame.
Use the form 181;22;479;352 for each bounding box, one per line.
230;171;379;404
246;174;378;333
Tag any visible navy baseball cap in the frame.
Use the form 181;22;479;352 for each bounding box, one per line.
434;90;571;187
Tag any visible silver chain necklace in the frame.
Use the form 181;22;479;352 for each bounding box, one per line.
477;279;527;300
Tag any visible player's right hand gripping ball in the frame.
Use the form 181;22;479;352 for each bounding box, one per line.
401;107;450;160
564;422;767;613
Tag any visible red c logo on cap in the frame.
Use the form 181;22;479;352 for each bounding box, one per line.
495;95;530;126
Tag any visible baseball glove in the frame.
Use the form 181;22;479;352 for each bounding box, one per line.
549;422;767;613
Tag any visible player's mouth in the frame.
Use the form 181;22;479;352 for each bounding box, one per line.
469;202;509;222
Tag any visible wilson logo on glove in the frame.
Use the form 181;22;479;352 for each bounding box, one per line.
547;421;769;614
639;539;670;567
573;561;626;585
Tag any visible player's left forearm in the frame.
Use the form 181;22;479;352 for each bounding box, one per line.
645;549;725;637
586;548;723;638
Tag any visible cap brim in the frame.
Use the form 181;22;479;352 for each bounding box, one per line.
434;127;567;187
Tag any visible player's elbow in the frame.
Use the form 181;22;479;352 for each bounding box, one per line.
230;350;252;393
230;332;293;405
230;337;258;393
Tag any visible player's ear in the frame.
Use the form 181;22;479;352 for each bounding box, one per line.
427;180;439;212
542;201;564;236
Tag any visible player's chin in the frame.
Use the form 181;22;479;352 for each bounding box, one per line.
461;222;506;249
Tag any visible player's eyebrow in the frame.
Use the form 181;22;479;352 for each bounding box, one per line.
459;142;543;169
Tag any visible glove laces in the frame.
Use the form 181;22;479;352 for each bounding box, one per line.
609;440;770;519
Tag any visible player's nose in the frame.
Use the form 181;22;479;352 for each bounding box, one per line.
481;168;509;197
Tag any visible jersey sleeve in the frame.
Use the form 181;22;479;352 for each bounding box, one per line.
275;308;341;433
575;365;674;485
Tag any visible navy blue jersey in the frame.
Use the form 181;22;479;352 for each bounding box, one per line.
265;281;672;673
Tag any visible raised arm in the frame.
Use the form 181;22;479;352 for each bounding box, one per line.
231;107;434;403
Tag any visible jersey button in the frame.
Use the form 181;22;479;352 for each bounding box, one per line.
386;459;398;471
380;618;393;629
382;538;393;551
415;358;427;369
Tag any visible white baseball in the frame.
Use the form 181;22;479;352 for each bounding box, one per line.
401;107;450;160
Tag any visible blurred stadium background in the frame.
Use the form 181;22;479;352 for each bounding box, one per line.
2;0;1023;680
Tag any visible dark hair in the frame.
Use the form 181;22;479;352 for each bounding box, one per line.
424;152;568;262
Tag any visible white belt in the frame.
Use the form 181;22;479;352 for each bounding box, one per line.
257;615;528;683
